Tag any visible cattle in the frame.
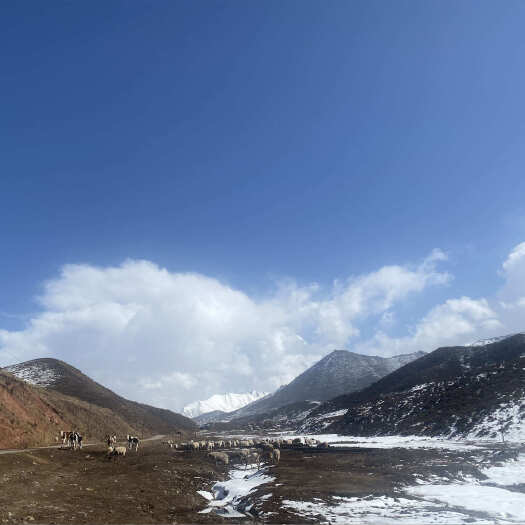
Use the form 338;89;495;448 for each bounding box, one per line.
127;435;140;451
60;431;74;446
67;431;82;450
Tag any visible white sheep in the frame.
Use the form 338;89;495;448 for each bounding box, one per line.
243;451;260;469
208;452;229;465
107;446;127;459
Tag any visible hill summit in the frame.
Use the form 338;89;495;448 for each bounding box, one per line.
223;349;425;420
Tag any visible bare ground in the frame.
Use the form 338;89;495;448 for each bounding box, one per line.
0;435;522;524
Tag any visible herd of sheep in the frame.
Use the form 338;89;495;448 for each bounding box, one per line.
163;436;327;468
94;433;328;465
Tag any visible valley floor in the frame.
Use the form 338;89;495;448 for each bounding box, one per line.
1;433;524;524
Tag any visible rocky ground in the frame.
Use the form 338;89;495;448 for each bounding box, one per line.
1;434;523;524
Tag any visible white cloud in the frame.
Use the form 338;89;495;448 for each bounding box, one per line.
356;241;525;357
502;242;525;272
0;253;449;411
355;297;502;357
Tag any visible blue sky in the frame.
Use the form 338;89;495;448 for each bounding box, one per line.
2;1;525;408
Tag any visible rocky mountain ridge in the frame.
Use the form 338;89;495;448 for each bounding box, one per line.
222;349;425;421
301;333;525;438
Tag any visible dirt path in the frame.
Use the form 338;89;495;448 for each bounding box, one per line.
0;434;165;455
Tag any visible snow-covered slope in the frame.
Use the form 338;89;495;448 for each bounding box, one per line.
4;360;61;387
183;391;269;418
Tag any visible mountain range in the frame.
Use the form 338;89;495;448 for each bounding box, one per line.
200;349;425;426
4;332;524;447
302;333;525;438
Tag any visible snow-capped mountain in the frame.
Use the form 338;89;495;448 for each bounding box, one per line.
183;391;269;418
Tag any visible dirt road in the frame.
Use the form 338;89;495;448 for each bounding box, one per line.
0;434;166;455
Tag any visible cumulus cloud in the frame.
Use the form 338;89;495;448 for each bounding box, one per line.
355;297;502;357
356;241;525;357
502;242;525;273
0;252;450;411
2;243;523;412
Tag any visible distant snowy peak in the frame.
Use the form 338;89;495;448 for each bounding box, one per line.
183;391;269;418
466;333;525;347
4;361;61;387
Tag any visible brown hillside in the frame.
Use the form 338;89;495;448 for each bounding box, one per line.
5;358;196;435
0;369;136;448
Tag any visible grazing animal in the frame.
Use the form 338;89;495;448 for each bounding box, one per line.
208;452;229;465
127;435;140;451
68;431;82;450
271;449;280;464
60;430;74;446
244;451;260;469
107;446;127;459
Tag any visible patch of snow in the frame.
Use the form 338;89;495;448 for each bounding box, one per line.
282;495;491;524
199;464;275;518
408;484;525;522
4;362;61;387
197;490;214;501
481;454;525;486
464;398;525;442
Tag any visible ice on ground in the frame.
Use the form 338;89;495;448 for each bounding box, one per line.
408;484;525;522
481;454;525;486
199;464;275;518
197;490;213;501
282;495;493;524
